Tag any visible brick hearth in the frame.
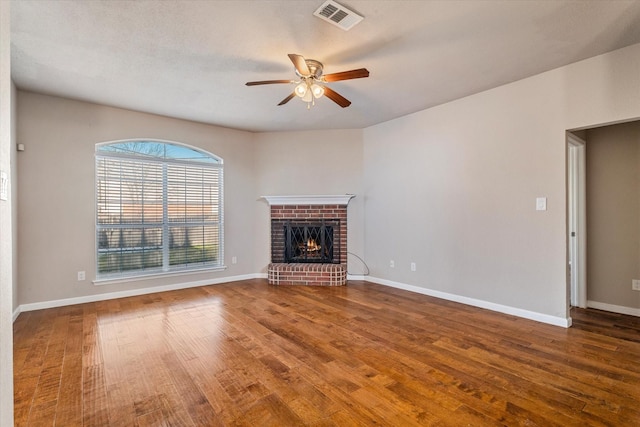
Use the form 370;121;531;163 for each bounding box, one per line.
267;263;346;286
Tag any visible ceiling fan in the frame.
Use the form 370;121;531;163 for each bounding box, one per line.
246;54;369;108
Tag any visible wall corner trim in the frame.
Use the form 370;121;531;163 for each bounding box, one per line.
366;276;571;328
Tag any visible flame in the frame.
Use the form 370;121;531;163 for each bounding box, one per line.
306;238;320;251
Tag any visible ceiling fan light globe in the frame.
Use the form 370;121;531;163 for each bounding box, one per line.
301;91;313;103
311;83;325;98
295;82;308;98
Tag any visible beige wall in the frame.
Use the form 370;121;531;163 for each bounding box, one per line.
17;92;258;304
586;121;640;310
16;94;367;305
363;72;567;317
253;129;365;274
362;43;640;321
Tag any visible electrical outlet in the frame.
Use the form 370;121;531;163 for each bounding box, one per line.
390;260;395;268
632;279;640;291
77;271;86;281
410;262;416;272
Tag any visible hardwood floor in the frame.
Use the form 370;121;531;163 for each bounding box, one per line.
13;279;640;426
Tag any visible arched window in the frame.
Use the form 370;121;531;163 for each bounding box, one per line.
95;140;223;279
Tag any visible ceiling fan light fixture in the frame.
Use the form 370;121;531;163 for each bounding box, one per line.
310;83;325;98
245;53;369;108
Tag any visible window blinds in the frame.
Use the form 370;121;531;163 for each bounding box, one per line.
96;154;223;277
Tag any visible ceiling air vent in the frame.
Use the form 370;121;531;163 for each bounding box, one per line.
313;0;364;31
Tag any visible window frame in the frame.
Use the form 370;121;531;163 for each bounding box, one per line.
95;139;224;282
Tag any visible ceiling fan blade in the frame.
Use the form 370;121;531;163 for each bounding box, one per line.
288;53;310;76
246;79;293;86
323;87;351;108
278;93;296;106
323;68;370;82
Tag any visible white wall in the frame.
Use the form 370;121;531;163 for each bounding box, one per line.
363;43;640;324
0;0;15;424
253;129;365;274
17;92;258;305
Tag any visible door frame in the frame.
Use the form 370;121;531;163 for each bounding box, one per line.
567;133;587;308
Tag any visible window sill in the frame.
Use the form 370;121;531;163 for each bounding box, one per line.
93;265;227;286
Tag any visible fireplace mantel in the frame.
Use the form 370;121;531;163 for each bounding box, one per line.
262;194;355;206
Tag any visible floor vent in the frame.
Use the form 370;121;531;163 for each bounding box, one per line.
313;0;363;31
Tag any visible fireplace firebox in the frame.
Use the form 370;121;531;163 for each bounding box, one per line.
284;222;335;263
271;218;340;264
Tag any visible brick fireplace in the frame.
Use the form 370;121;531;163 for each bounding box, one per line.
263;195;354;286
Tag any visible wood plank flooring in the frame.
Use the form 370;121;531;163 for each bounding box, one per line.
13;279;640;426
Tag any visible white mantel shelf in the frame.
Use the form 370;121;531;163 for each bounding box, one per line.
262;195;355;206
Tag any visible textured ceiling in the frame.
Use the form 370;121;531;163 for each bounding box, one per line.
10;0;640;132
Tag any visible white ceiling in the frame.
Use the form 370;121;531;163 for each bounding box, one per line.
10;0;640;133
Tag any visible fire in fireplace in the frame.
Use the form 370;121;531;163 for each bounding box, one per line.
285;223;335;263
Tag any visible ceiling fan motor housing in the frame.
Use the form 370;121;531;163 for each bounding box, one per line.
295;59;324;79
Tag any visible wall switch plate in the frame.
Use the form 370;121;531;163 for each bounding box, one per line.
232;256;237;264
410;262;416;272
632;279;640;291
536;197;547;211
390;260;395;268
0;171;7;201
77;271;86;281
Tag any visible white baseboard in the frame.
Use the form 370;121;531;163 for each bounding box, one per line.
14;272;574;329
587;300;640;317
17;273;267;315
12;306;21;322
366;276;571;328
